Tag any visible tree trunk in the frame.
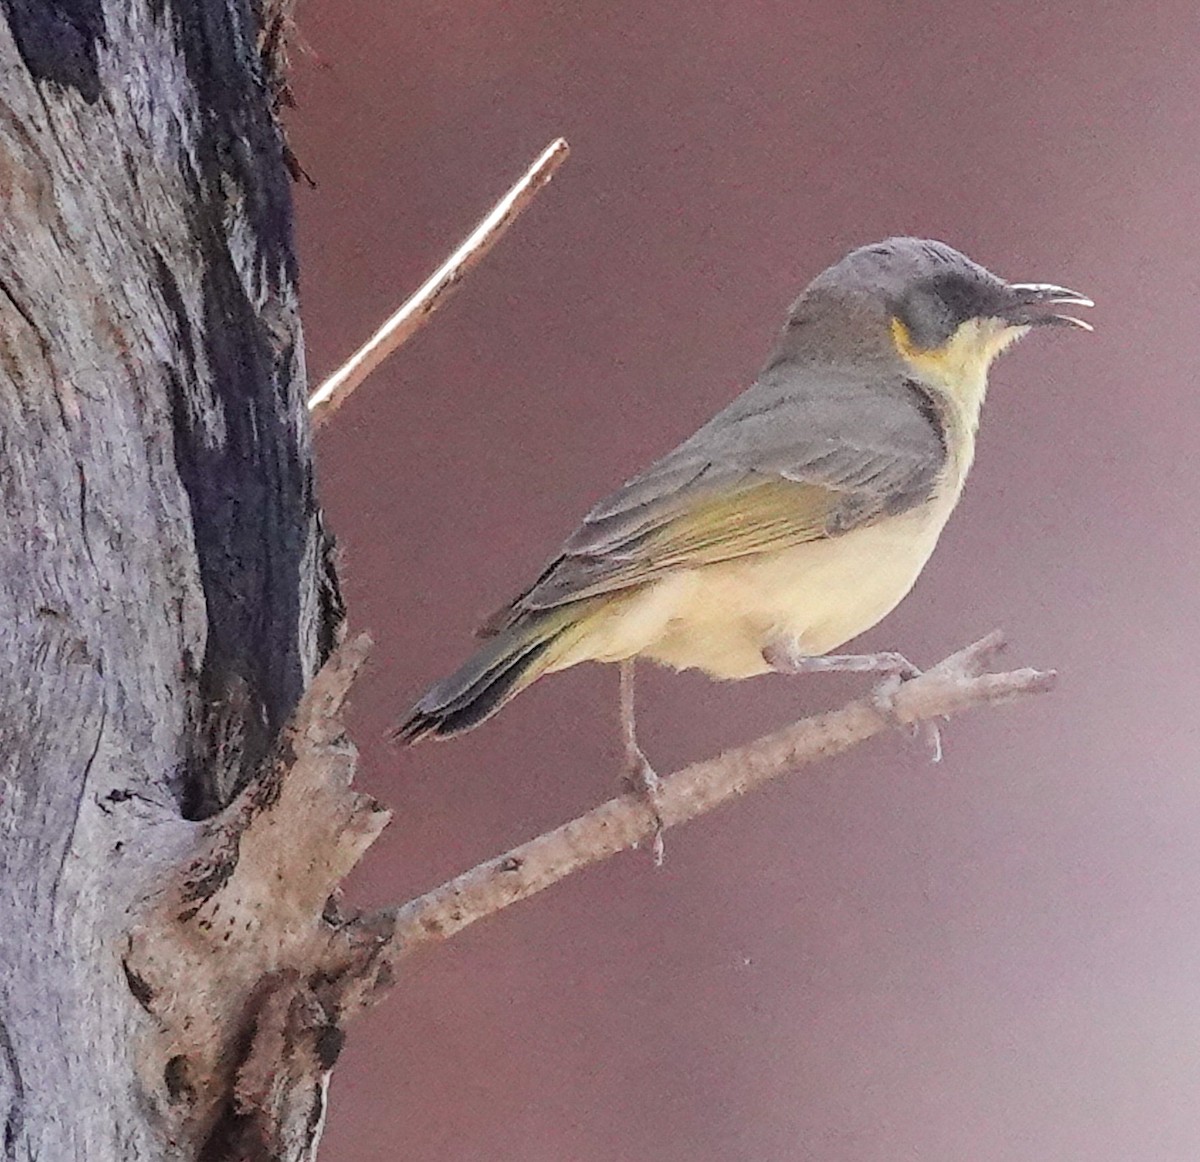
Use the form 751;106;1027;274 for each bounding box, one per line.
0;2;369;1156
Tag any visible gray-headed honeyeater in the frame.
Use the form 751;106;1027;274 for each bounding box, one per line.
396;237;1090;790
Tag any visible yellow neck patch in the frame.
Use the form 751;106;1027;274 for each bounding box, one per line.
890;316;1027;393
890;314;1028;475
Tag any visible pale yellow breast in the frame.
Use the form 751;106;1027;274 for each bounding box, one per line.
549;345;996;681
549;476;965;680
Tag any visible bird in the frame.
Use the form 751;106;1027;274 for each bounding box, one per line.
395;237;1090;820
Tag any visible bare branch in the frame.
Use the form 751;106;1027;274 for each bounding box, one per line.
116;625;1056;1141
307;137;570;427
372;632;1053;972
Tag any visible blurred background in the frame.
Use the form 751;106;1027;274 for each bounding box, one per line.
289;3;1200;1159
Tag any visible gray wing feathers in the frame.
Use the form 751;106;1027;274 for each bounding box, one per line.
482;362;946;632
569;364;945;554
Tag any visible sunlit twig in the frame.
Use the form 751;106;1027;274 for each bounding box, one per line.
308;137;570;428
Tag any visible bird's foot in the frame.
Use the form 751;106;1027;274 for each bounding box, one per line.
763;642;942;762
871;671;943;763
621;746;665;866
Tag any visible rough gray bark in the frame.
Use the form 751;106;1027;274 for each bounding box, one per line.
0;1;366;1156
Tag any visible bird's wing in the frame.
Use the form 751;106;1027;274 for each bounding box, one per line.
479;363;947;634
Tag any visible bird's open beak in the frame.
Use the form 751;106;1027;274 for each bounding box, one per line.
1004;282;1095;331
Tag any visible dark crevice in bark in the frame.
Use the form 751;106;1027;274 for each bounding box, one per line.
315;518;345;666
163;0;296;283
86;0;341;825
164;241;295;818
0;278;38;337
0;0;105;102
0;1015;23;1161
148;0;343;817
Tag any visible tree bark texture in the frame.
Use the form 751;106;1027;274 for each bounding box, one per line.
0;1;350;1156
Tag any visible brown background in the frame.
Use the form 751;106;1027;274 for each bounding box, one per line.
289;4;1200;1159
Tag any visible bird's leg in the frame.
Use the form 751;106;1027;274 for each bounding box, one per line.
762;642;943;762
619;659;665;865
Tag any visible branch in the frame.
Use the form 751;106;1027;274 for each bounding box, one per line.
307;136;570;427
372;632;1053;971
118;626;1055;1142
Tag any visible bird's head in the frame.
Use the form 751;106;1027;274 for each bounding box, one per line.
789;237;1092;391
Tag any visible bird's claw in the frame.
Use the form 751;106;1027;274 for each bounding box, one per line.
871;670;943;763
622;749;666;866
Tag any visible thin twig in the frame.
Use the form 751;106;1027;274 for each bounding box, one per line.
307;137;570;427
373;631;1054;971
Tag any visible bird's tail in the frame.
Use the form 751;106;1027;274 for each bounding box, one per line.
393;608;583;743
